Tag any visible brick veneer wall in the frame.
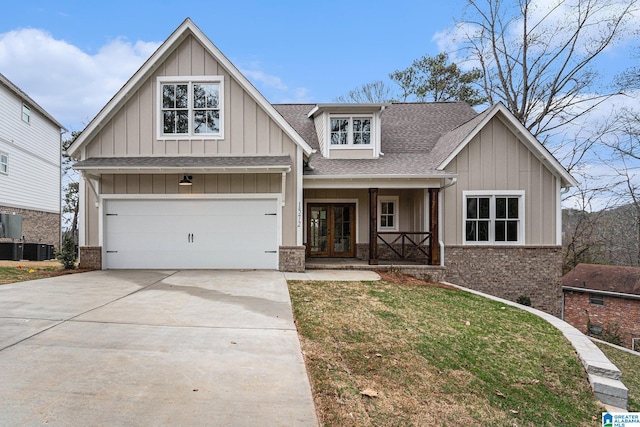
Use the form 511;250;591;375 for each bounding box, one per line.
279;246;305;272
563;291;640;350
445;246;563;316
0;205;60;249
78;246;102;270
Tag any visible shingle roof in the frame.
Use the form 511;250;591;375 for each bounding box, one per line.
562;263;640;296
273;102;478;176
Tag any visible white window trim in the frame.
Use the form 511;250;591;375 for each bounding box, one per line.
378;196;399;231
462;190;525;245
156;75;225;140
0;153;7;174
22;104;30;124
328;114;374;149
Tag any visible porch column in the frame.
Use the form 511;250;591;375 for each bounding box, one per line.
429;188;440;265
369;188;378;265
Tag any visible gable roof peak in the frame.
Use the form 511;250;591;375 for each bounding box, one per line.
68;18;313;158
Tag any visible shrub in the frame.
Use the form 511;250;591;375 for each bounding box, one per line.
517;295;532;306
58;236;76;270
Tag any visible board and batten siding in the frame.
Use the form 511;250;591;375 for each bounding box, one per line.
81;34;300;247
0;84;61;213
442;115;558;246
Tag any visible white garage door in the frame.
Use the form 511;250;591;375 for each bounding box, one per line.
103;198;279;269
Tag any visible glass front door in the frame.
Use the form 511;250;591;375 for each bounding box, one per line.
308;203;355;257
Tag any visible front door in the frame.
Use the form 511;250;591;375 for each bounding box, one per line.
307;203;355;257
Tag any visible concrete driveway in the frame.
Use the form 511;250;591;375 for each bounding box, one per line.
0;270;318;426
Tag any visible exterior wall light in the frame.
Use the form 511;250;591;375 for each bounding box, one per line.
179;175;193;186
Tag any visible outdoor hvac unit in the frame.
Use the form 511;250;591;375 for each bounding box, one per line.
0;213;22;239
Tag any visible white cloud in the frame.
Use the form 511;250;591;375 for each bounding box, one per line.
239;63;312;103
0;29;311;131
241;68;289;91
0;28;160;132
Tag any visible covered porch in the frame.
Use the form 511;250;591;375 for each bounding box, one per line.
303;176;451;268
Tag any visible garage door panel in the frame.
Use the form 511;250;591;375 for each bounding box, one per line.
104;199;279;269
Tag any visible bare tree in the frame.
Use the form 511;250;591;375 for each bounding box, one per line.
457;0;637;138
334;81;396;103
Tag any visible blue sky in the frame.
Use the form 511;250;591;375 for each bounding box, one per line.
0;0;466;132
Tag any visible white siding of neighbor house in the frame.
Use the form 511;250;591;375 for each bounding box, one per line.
81;34;299;247
0;83;61;213
442;115;559;246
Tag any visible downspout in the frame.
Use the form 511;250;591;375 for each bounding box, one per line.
438;177;458;267
59;130;63;251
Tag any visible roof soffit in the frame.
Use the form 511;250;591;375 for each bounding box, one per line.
68;18;313;158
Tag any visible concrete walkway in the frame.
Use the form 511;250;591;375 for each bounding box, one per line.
0;270;318;426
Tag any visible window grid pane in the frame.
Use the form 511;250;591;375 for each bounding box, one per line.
330;119;349;145
353;118;371;145
380;201;395;229
465;195;521;244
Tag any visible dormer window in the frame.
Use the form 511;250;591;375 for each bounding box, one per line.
308;103;388;159
330;117;371;146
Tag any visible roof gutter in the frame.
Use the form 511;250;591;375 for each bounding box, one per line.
562;286;640;301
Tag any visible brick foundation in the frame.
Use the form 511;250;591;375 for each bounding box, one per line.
445;246;563;316
563;291;640;350
279;246;306;272
79;246;102;270
0;206;60;249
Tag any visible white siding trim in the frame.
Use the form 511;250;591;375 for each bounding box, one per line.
296;146;303;245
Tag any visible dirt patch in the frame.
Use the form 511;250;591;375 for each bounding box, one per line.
375;269;457;290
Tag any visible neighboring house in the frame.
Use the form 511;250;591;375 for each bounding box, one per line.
67;19;576;316
563;263;640;351
0;73;65;250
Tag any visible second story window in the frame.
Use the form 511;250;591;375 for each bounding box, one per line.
158;76;223;139
330;116;371;146
22;104;30;123
1;153;8;174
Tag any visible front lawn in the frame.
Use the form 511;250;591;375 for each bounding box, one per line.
0;263;67;284
289;276;603;426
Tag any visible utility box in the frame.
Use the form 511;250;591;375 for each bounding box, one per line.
24;243;48;261
0;242;24;261
0;213;22;239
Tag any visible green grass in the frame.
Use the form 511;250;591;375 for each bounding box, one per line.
289;279;603;426
0;264;65;284
595;341;640;411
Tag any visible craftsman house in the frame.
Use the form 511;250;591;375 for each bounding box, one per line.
67;19;576;316
563;263;640;351
0;73;65;254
